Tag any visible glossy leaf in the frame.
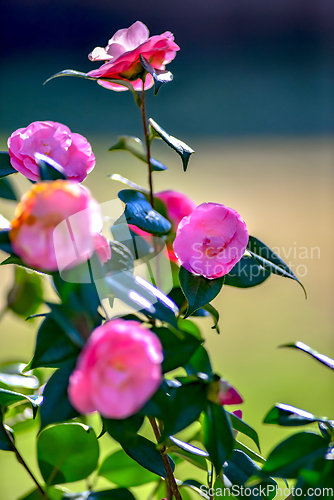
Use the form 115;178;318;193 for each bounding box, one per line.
109;173;149;193
203;303;220;334
0;152;17;178
140;55;173;95
224;450;277;500
234;440;265;464
102;414;144;446
122;434;175;478
0;177;17;200
182;479;209;500
118;189;171;235
185;345;213;376
280;341;334;370
98;449;157;487
109;137;167;171
19;487;64;500
25;315;80;370
7;267;43;318
0;388;43;417
224;254;271;288
261;432;328;478
0;361;39;389
148;118;194;172
179;266;224;317
87;489;136;500
46;303;86;349
0;229;13;254
152;325;202;373
39;360;78;430
44;70;142;107
202;402;234;474
35;153;67;180
264;403;328;427
0;422;15;452
168;436;208;470
228;411;260;451
37;422;99;485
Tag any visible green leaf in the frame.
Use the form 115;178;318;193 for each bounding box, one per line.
0;152;17;178
261;432;328;478
203;303;220;334
111;224;153;261
228;411;261;451
109;173;149;193
185;345;213;376
102;414;144;446
182;479;210;499
46;303;86;349
0;388;43;417
25;315;80;370
234;440;266;464
87;490;136;500
152;325;203;373
264;403;328;427
98;449;158;487
7;267;44;318
247;236;306;297
140;55;173;95
0;229;13;254
224;254;271;288
0;361;39;389
202;402;234;474
122;434;175;478
39;360;78;430
280;341;334;370
118;189;171;235
148;118;194;172
35;153;67;181
0;421;15;452
19;486;64;500
168;436;208;470
37;422;99;485
161;381;208;440
0;177;17;200
109;137;167;171
44;70;142;107
179;266;224;317
224;450;277;500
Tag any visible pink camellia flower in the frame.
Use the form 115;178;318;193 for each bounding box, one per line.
10;180;103;271
173;203;249;279
8;121;95;182
87;21;179;92
68;319;163;419
218;379;244;406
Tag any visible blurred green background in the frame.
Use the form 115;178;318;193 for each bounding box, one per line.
1;1;333;498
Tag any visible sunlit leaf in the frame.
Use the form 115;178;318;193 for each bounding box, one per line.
179;266;224;317
264;403;328;427
140;55;173;95
109;137;167;171
280;341;334;370
98;449;157;487
35;153;67;180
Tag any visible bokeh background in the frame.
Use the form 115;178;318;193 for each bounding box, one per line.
1;1;333;498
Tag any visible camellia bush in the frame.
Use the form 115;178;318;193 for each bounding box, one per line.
0;21;333;500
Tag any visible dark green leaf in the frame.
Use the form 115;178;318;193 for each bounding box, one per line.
280;341;334;370
102;414;144;446
39;360;78;430
168;436;208;470
203;303;220;334
140;55;173;95
152;325;202;373
25;315;80;370
19;487;63;500
261;432;328;478
224;450;277;500
109;137;167;171
228;411;260;451
44;70;142;107
0;388;43;417
0;177;17;200
234;440;265;464
202;402;234;474
0;152;17;178
35;153;67;180
98;449;157;487
7;267;43;318
182;479;209;500
0;229;13;254
139;381;171;419
179;266;224;317
47;303;86;349
264;403;328;427
122;434;175;478
37;422;99;485
148;118;194;172
0;422;15;452
88;489;136;500
224;254;271;288
118;189;171;235
111;224;153;261
318;421;334;441
184;345;213;376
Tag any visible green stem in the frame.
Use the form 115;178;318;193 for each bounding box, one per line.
140;81;154;209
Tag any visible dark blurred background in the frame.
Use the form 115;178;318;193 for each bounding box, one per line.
1;0;333;138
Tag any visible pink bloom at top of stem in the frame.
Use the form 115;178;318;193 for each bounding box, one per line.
68;319;163;419
8;121;95;182
173;202;249;279
87;21;179;92
9;180;103;271
218;379;243;406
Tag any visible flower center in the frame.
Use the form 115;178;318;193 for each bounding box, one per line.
202;236;225;258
